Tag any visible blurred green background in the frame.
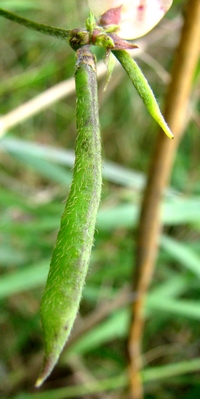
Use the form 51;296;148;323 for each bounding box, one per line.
0;0;200;398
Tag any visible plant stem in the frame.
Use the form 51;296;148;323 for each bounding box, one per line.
0;8;70;40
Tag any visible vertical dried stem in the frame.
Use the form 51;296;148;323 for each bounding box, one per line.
128;0;200;398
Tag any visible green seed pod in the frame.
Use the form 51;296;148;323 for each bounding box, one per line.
35;46;102;387
112;49;174;139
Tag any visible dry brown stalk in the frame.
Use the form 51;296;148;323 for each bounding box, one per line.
128;0;200;398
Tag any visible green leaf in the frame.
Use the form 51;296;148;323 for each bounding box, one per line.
0;261;49;300
161;235;200;277
148;298;200;320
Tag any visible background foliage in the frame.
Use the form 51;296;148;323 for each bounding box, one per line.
0;0;200;398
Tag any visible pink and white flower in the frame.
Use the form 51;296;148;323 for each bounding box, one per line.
88;0;173;40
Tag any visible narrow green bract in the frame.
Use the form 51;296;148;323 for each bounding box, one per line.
35;46;102;387
112;50;174;139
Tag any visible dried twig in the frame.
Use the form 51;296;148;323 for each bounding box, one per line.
128;0;200;398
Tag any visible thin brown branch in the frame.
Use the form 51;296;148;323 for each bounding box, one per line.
128;0;200;398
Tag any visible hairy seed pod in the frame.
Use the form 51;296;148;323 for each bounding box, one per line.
36;46;102;387
112;49;174;139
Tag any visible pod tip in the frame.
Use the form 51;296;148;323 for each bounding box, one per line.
35;354;58;388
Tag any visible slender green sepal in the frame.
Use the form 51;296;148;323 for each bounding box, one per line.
86;11;96;32
0;8;70;40
112;50;174;139
35;46;102;387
